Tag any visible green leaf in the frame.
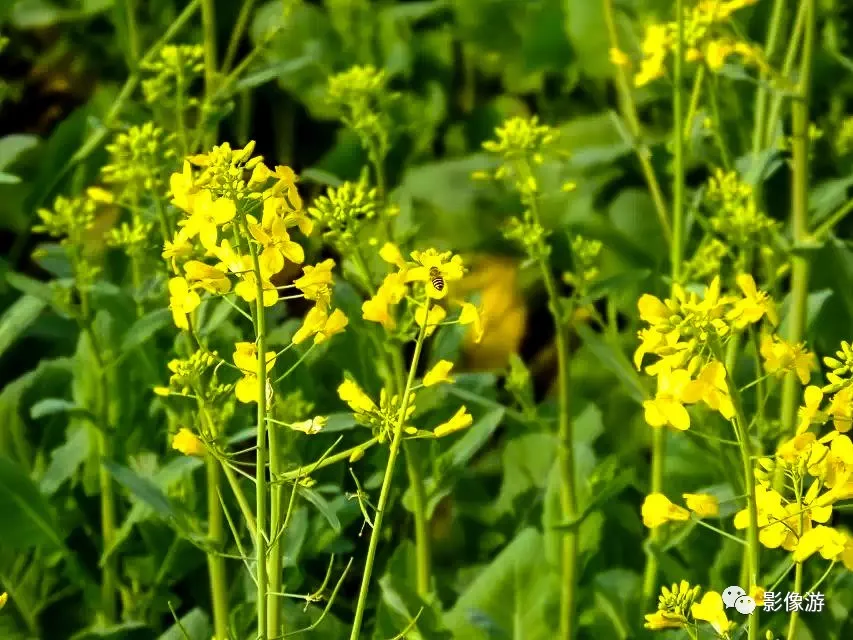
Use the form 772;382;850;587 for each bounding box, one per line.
0;455;65;550
6;272;55;305
69;623;150;640
444;528;560;637
120;308;172;353
41;424;91;495
0;295;46;359
563;0;611;79
102;460;190;527
297;485;342;533
0;134;39;172
11;0;66;28
576;323;648;404
322;412;358;432
158;608;211;640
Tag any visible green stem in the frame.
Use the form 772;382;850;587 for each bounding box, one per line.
763;1;808;148
779;0;815;438
684;65;705;141
96;428;118;624
350;300;431;640
267;415;285;637
726;358;760;640
206;455;230;640
786;556;804;638
601;0;671;244
247;241;270;640
752;0;787;156
403;444;431;596
122;0;141;68
528;192;576;638
222;0;257;73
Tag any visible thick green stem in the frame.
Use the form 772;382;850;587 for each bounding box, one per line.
787;544;804;637
350;301;431;639
601;0;671;244
206;456;230;640
404;445;431;596
780;0;815;437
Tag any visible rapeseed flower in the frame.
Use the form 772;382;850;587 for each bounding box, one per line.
172;428;205;456
233;343;277;404
423;360;454;387
642;493;690;527
168;276;201;330
433;406;473;437
683;493;720;518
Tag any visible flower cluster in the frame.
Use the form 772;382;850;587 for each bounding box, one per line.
705;169;777;249
102;122;177;195
644;581;733;638
744;346;853;568
361;244;483;343
636;275;777;430
160;141;348;398
306;174;382;251
563;235;603;298
141;44;205;107
337;361;473;442
631;0;762;87
642;492;720;528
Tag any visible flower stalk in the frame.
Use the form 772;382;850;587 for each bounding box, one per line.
350;299;431;639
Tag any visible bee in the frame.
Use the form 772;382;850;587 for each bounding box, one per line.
429;266;445;292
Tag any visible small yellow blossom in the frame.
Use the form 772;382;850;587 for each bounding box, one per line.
609;47;630;67
685;360;734;420
86;186;114;204
170;161;197;212
248;214;305;278
643;610;685;630
338;379;377;414
828;387;853;433
180;190;237;251
289;416;326;434
184;260;231;294
423;360;454;387
434;406;473;437
793;525;848;563
233;343;277;404
749;586;765;606
168;276;201;330
691;592;733;637
415;304;447;337
760;333;815;384
641;493;690;528
172;428;205;456
362;294;395;329
683;493;720;518
0;591;8;610
379;242;406;268
293;306;348;345
407;249;465;299
162;229;193;272
643;368;696;431
294;259;335;309
727;274;778;328
459;303;484;344
797;385;825;434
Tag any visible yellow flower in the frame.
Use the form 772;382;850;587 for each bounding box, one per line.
294;259;335;309
634;328;665;370
379;242;406;268
423;360;454;387
293;306;348;345
643;611;685;630
797;385;825;434
407;249;465;299
338;379;377;414
269;165;303;208
183;260;231;294
415;304;447;337
637;292;673;326
162;229;193;272
828;387;853;433
434;406;473;437
793;525;847;563
180;190;236;251
727;274;778;328
169;160;197;212
459;303;484;344
168;276;201;330
362;294;395;329
233;343;277;404
609;47;630;67
86;186;114;204
704;39;735;70
690;592;733;637
760;333;815;384
749;586;765;606
641;493;690;528
683;493;720;518
643;368;695;431
172;428;205;456
247;211;305;277
289;416;326;434
685;360;734;420
634;24;670;87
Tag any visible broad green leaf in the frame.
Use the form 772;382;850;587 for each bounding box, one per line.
29;397;91;420
576;323;648;404
0;295;45;358
102;460;191;527
6;272;56;306
0;455;65;550
444;528;560;638
120;308;172;352
69;623;150;640
0;134;39;172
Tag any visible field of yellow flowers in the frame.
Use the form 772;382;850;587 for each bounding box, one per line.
2;0;853;638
